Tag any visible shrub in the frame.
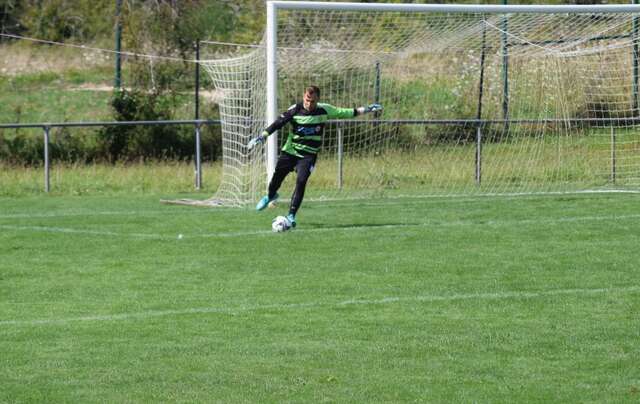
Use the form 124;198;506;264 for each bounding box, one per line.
98;88;216;162
0;129;42;165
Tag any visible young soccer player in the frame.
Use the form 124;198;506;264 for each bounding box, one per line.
247;85;382;227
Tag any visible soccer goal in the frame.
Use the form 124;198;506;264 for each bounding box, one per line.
200;1;640;207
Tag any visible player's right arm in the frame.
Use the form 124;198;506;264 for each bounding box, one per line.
247;104;299;150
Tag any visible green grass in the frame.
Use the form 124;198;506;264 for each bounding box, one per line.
2;88;112;123
1;192;639;402
0;162;222;197
0;69;114;123
0;66;197;124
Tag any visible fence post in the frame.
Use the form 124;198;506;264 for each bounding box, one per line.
195;40;200;120
43;126;50;193
114;0;123;88
374;62;383;124
337;122;344;190
475;16;487;186
476;125;482;185
501;0;510;130
195;123;202;190
375;61;381;105
611;125;616;184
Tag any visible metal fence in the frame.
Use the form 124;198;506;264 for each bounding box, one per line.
0;119;220;192
0;117;632;193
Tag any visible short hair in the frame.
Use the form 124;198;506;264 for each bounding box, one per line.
305;85;320;98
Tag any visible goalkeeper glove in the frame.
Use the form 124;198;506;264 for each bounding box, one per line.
247;131;269;151
365;103;383;113
357;103;383;115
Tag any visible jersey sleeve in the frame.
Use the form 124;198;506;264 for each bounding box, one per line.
264;104;299;135
319;103;357;119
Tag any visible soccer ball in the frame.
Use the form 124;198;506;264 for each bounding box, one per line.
271;215;292;233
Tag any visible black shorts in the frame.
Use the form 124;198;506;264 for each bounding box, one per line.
275;152;316;178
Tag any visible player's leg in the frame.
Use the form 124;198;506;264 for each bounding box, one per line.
287;154;316;226
256;153;296;211
268;153;297;198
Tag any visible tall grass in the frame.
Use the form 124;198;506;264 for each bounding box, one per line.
0;161;221;197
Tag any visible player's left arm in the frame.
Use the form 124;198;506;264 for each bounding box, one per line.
322;103;383;119
247;104;299;151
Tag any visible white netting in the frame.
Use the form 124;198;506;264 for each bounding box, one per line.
201;50;267;205
200;5;640;207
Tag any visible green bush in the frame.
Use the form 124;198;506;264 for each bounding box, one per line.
99;89;179;162
97;88;222;163
49;127;100;163
0;129;42;165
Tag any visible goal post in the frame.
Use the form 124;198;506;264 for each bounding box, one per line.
266;1;279;183
199;1;640;207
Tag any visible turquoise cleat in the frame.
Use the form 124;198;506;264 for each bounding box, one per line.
286;213;296;228
256;193;278;211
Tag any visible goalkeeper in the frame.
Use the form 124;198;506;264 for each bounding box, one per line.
247;85;382;228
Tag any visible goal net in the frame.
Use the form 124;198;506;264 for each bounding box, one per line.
200;2;640;207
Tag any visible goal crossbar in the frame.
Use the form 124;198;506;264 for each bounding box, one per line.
269;1;640;14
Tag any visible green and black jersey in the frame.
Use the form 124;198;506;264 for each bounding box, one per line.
264;102;358;157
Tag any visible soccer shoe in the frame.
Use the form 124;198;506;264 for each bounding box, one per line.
286;213;297;228
256;193;278;211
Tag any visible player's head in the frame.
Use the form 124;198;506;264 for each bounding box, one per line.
303;85;320;111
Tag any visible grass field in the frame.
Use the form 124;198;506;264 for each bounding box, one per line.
0;162;221;197
0;66;114;124
1;191;639;402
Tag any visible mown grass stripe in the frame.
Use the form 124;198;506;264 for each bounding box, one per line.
2;213;640;240
2;286;638;327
